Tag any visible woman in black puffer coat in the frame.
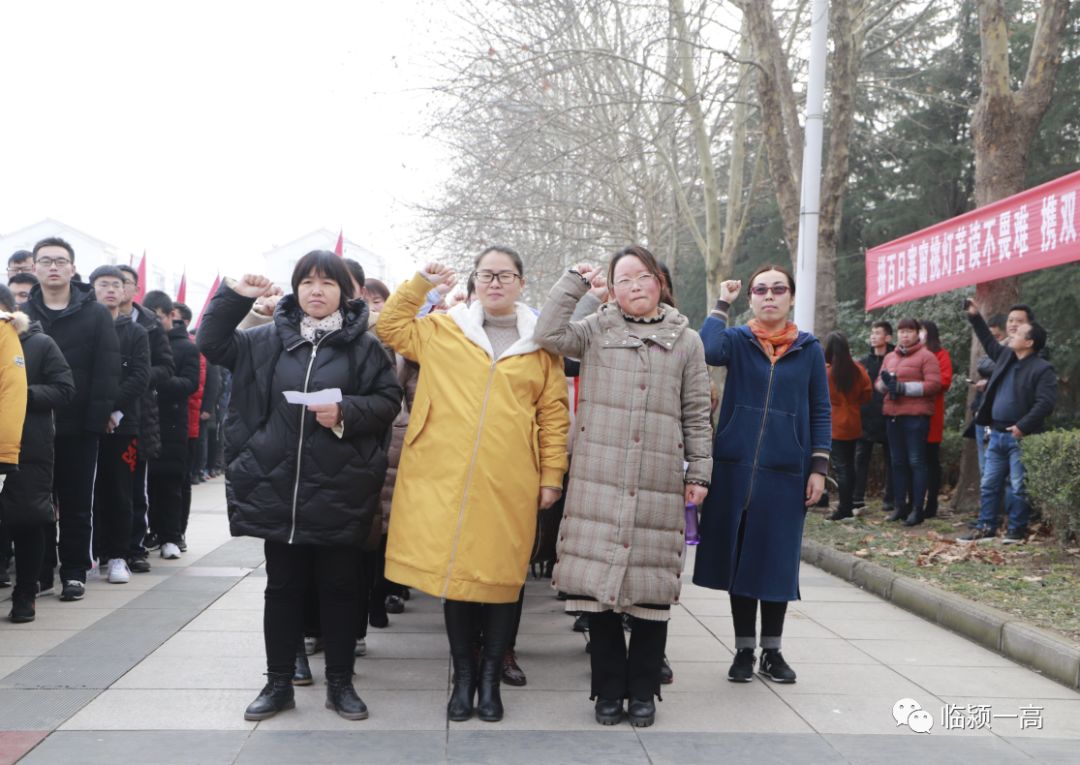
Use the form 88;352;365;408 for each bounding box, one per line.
197;251;401;724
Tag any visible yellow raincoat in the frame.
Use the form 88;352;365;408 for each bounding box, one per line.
376;275;569;603
0;312;29;471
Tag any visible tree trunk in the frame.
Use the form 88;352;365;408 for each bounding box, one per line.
952;0;1070;512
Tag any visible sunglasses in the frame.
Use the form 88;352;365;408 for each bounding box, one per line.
750;284;791;296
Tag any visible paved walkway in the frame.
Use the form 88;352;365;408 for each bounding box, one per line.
1;479;1078;764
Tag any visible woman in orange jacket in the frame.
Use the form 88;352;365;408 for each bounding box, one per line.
824;331;872;521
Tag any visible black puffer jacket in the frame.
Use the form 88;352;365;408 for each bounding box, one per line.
110;313;151;436
131;302;174;458
151;325;201;476
197;285;402;547
0;320;76;526
21;282;120;435
859;344;894;442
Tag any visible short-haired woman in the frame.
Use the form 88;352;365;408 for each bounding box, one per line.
534;245;712;727
197;250;402;722
376;247;569;723
693;265;831;685
877;318;942;526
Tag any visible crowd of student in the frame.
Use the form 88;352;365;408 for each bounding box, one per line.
0;236;1057;730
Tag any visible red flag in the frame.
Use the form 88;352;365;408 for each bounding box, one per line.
176;270;187;304
135;252;147;304
193;273;221;330
334;229;344;257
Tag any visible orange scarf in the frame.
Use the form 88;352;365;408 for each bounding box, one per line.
748;319;799;364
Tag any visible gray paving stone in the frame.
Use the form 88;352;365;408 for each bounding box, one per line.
193;537;266;569
638;732;841;765
237;731;446;764
0;689;99;730
1004;736;1080;763
18;730;248;765
823;732;1034;764
0;654;138;689
448;730;647;765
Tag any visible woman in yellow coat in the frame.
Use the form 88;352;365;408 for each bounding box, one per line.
376;248;569;724
0;306;29;481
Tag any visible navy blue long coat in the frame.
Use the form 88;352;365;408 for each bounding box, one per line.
692;317;831;601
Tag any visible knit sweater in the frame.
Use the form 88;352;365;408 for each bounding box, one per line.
483;310;520;358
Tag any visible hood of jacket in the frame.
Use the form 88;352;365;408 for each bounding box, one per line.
446;299;540;360
1;310;30;336
272;294;371;351
593;302;689;351
26;281;97;321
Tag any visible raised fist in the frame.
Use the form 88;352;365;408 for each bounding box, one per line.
719;280;742;303
419;262;455;286
233;274;274;299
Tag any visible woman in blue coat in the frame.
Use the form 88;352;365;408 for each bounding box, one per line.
693;265;831;685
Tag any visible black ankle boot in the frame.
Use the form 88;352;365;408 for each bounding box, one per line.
325;672;369;720
244;673;295;721
447;655;477;721
885;506;906;522
903;508;924;527
627;697;656;727
476;655;503;722
293;643;313;686
594;697;624;725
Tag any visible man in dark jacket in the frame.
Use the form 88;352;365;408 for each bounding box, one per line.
143;291;200;561
0;285;76;622
960;301;1057;544
21;237;121;602
90;267;151;584
853;321;895;514
117;264;174;572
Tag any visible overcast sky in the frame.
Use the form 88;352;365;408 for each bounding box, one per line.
0;1;452;281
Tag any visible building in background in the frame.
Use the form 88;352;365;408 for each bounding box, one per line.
263;229;388;288
0;218;127;277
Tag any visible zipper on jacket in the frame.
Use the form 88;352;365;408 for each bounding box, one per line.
288;331;336;544
442;359;498;597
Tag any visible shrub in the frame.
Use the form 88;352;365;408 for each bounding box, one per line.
1023;430;1080;544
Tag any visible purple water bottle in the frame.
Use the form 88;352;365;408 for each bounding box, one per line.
684;503;700;545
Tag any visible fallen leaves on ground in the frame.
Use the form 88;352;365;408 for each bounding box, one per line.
916;538;1006;567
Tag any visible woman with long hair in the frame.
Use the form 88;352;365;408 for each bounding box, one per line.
376;247;569;723
197;251;402;722
823;331;872;521
534;245;712;727
693;264;831;685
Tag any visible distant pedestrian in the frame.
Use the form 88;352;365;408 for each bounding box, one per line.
823;331;872;522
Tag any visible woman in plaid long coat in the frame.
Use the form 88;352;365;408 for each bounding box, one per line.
534;245;713;729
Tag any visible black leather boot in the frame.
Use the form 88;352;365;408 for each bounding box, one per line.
476;602;517;722
325;672;369;720
903;507;925;527
244;672;295;721
885;505;907;522
444;600;478;721
293;642;313;686
594;697;624;725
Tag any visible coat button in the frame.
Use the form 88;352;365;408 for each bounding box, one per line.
581;426;585;432
559;536;564;542
609;596;616;603
634;435;640;443
677;443;683;449
629;490;636;497
623;542;630;549
639;383;646;390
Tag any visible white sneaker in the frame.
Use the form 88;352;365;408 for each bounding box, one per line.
355;638;367;657
106;558;130;584
160;542;182;560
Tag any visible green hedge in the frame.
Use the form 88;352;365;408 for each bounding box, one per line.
1023;430;1080;544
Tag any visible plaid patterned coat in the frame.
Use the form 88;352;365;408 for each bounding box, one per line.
534;272;713;609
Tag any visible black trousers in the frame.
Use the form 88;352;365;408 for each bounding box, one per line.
730;593;788;649
148;473;184;545
93;435;138;561
180;439;197;535
264;540;361;676
4;523;46;598
53;433;101;583
926;442;942;514
853;437;894;507
129;458;150;556
832;439;858;513
588;610;667;702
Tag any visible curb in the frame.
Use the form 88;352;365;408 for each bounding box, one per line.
802;538;1080;690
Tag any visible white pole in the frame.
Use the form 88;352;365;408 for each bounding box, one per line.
794;0;830;335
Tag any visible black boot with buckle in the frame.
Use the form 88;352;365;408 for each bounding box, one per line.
244;672;295;721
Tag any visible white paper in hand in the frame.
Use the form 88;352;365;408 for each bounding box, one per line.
283;388;343;406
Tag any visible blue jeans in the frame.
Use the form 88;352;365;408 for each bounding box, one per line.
978;430;1030;533
885;416;930;515
975;424;1009;518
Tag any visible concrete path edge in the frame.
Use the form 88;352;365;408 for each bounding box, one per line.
801;538;1080;690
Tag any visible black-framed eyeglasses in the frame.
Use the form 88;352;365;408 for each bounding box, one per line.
750;284;790;296
474;270;522;285
36;257;72;268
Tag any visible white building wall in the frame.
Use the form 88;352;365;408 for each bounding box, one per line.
262;229;387;291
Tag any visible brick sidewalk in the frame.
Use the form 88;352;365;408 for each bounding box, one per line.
1;479;1077;764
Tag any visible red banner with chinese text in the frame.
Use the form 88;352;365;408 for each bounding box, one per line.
865;169;1080;310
